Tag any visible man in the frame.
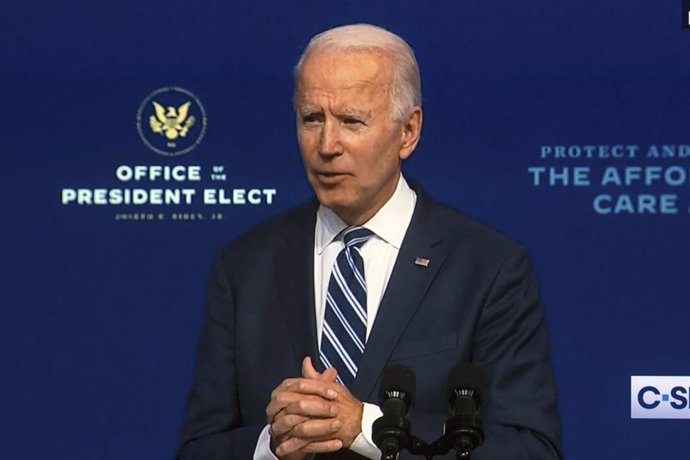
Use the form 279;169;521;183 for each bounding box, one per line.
178;24;562;460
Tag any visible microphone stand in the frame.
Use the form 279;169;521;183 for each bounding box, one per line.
380;425;483;460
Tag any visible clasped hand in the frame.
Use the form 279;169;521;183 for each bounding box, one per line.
265;357;363;459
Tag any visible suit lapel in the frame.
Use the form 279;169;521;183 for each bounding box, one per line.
351;190;447;400
274;202;320;372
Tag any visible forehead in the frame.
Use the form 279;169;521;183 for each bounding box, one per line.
296;50;393;105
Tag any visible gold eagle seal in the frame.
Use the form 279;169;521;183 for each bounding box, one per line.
137;87;207;157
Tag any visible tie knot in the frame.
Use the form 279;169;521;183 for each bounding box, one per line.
342;226;374;249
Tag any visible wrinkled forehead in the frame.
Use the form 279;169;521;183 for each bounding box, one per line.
297;50;394;89
295;50;394;105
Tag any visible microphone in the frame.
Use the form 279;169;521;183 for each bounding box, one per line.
445;363;485;459
372;364;416;460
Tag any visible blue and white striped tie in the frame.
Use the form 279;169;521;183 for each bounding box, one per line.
320;226;374;388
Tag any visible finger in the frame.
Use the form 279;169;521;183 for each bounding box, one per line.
270;413;309;437
289;417;341;439
301;356;320;379
266;381;337;421
266;397;291;423
275;437;343;457
302;357;337;383
279;378;338;399
269;376;324;401
267;378;300;418
267;393;299;423
270;378;300;398
301;439;344;453
282;395;338;418
321;367;338;383
268;393;337;423
274;436;311;457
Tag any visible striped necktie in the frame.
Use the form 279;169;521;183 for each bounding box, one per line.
320;226;374;388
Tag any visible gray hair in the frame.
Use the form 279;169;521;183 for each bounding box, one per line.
294;23;422;121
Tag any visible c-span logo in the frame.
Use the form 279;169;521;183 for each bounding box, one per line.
631;376;690;419
136;87;207;157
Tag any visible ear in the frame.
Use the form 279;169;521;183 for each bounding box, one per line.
399;107;423;160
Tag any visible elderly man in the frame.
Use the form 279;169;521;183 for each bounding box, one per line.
178;24;562;460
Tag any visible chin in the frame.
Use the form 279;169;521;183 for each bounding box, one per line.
317;195;350;212
315;191;356;216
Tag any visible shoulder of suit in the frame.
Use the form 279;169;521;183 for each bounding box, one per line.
218;200;316;257
423;194;527;259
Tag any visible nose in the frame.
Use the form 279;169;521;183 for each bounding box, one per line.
318;120;343;158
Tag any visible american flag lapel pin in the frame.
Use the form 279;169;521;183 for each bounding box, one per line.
414;257;430;267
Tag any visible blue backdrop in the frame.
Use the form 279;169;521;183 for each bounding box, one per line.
2;1;690;458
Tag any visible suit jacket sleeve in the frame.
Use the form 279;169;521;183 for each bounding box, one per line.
176;255;264;460
471;248;562;460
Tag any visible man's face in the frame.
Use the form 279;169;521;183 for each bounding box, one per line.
295;50;421;225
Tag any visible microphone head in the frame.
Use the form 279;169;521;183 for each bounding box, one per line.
448;363;485;406
378;364;416;408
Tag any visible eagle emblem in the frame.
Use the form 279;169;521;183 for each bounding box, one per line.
137;87;207;156
148;101;196;140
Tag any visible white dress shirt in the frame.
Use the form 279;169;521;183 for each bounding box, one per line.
254;175;417;459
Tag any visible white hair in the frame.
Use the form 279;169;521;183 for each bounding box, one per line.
294;23;422;121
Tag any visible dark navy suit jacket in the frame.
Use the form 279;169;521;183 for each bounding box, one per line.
177;186;562;460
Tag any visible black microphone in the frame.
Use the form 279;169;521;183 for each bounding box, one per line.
372;364;416;460
445;363;485;459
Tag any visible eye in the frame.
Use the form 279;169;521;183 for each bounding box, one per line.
301;113;323;124
342;116;363;126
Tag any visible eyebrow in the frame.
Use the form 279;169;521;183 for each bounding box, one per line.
336;107;369;117
298;106;321;114
299;106;370;117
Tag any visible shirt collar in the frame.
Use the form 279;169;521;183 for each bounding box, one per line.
315;174;416;254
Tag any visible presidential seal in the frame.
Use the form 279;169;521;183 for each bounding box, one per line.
136;87;207;157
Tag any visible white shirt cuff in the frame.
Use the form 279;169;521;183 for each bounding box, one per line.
349;402;383;459
253;424;279;460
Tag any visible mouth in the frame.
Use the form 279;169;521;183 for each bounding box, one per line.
314;171;348;184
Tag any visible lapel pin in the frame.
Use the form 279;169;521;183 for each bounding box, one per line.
414;257;430;267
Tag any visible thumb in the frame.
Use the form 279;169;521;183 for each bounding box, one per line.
301;356;321;379
321;366;338;383
302;356;338;383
